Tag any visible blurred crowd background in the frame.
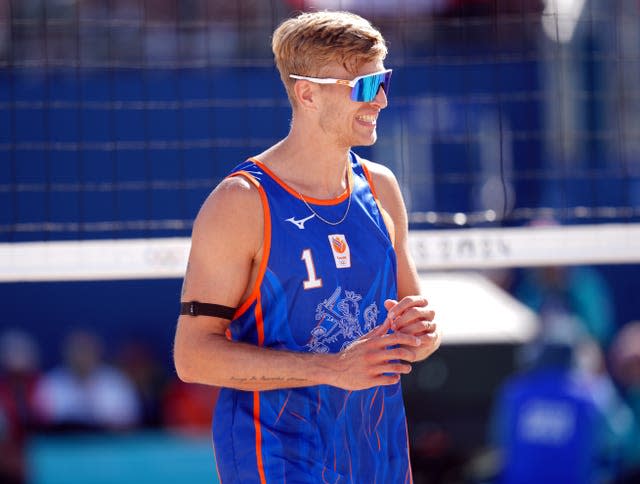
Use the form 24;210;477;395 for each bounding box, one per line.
1;0;640;483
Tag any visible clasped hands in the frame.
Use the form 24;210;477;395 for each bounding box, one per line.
384;296;440;363
331;295;441;391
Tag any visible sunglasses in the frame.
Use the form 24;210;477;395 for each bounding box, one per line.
289;69;392;103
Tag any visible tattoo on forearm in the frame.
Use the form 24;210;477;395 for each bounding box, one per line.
229;376;309;383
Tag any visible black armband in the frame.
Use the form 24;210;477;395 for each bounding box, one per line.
180;301;237;320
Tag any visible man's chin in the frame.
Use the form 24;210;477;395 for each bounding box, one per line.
352;133;378;147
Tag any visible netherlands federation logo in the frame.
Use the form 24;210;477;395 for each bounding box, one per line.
328;234;351;268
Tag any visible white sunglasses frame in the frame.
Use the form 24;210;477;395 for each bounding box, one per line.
288;69;392;101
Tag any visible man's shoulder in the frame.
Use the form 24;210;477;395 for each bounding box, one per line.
200;174;263;219
357;158;399;200
359;158;396;185
191;174;265;252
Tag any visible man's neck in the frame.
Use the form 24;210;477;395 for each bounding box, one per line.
256;129;351;199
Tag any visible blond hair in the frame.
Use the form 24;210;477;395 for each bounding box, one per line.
272;11;387;104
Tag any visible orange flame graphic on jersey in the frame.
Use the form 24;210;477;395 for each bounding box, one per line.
331;236;347;254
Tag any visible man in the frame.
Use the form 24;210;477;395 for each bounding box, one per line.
174;10;440;483
34;330;140;430
490;340;632;484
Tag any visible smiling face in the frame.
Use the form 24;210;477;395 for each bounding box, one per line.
315;59;389;149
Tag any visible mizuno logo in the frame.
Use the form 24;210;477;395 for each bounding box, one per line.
286;214;315;229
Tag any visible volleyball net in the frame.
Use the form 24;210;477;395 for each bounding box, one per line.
1;0;640;282
1;222;639;282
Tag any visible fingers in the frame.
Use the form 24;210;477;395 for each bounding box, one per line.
414;329;442;361
354;331;418;366
360;321;422;348
377;330;421;349
334;338;413;390
377;362;412;375
367;317;392;337
385;296;435;332
334;304;440;390
367;361;412;388
383;346;418;362
400;320;437;336
356;336;420;368
373;374;402;386
395;309;436;331
385;295;428;322
384;299;397;312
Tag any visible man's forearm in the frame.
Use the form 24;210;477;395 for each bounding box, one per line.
175;317;419;391
175;332;336;391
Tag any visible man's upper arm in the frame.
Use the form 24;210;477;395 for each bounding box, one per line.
365;161;421;299
179;175;264;334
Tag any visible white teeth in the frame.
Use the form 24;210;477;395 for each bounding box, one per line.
356;115;377;123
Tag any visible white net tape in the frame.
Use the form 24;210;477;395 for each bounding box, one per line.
2;223;639;282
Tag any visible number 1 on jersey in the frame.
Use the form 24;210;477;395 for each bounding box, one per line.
301;248;323;289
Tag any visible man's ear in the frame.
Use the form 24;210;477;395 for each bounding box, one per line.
293;80;318;110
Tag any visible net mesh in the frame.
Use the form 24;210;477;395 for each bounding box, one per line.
1;0;639;258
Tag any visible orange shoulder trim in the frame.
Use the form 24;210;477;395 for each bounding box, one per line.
248;157;352;206
226;170;271;320
360;162;395;248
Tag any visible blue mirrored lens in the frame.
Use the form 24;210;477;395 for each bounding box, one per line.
351;71;392;102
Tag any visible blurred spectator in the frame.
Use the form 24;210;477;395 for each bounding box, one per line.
117;339;166;428
512;216;616;351
34;329;140;431
515;264;614;349
0;0;8;59
0;330;42;484
488;338;634;484
162;379;219;434
609;321;640;482
285;0;450;16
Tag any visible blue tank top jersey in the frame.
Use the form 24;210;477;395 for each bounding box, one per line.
212;152;412;484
